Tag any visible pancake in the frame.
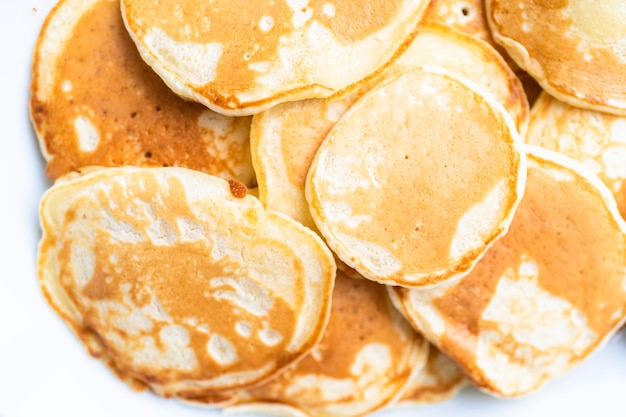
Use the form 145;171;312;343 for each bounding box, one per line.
306;66;526;287
486;0;626;115
252;22;528;234
216;269;429;417
37;166;336;397
526;92;626;220
396;347;466;405
120;0;433;116
30;0;255;185
391;146;626;397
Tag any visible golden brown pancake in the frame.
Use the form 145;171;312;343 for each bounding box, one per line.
38;166;336;397
306;67;526;287
252;22;528;237
30;0;255;185
215;270;429;417
526;92;626;220
120;0;433;116
486;0;626;115
391;146;626;396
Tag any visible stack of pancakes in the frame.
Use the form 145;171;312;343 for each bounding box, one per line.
31;0;626;415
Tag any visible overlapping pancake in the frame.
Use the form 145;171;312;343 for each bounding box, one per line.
396;348;466;405
30;0;255;185
306;67;526;287
391;146;626;397
120;0;433;116
37;166;336;397
216;269;429;417
486;0;626;115
526;92;626;220
252;23;528;235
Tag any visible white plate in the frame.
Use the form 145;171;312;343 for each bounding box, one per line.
1;2;625;416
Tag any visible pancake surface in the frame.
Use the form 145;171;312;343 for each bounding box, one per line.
38;167;336;397
120;0;433;115
222;270;429;417
526;92;626;220
30;0;255;185
487;0;626;115
392;146;626;396
306;67;526;287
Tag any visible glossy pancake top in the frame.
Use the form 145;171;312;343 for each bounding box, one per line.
224;270;429;417
37;167;336;397
121;0;433;116
487;0;626;115
526;92;626;220
306;67;526;287
392;146;626;396
30;0;254;185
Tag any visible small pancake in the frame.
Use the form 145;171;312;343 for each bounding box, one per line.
396;347;466;405
526;92;626;220
306;67;526;287
120;0;433;116
391;146;626;397
252;22;528;234
30;0;255;185
37;166;336;397
486;0;626;115
217;270;429;417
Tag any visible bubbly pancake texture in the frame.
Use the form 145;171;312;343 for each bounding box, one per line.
487;0;626;115
306;67;526;287
37;167;336;397
222;270;429;417
30;0;254;185
526;92;626;220
392;147;626;396
120;0;433;116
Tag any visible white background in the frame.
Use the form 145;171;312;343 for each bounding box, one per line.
1;1;626;416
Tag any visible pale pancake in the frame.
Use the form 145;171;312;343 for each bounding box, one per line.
391;146;626;397
526;92;626;220
306;67;526;287
37;167;336;397
120;0;433;116
218;270;429;417
397;348;466;405
30;0;255;185
486;0;626;115
252;23;528;234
